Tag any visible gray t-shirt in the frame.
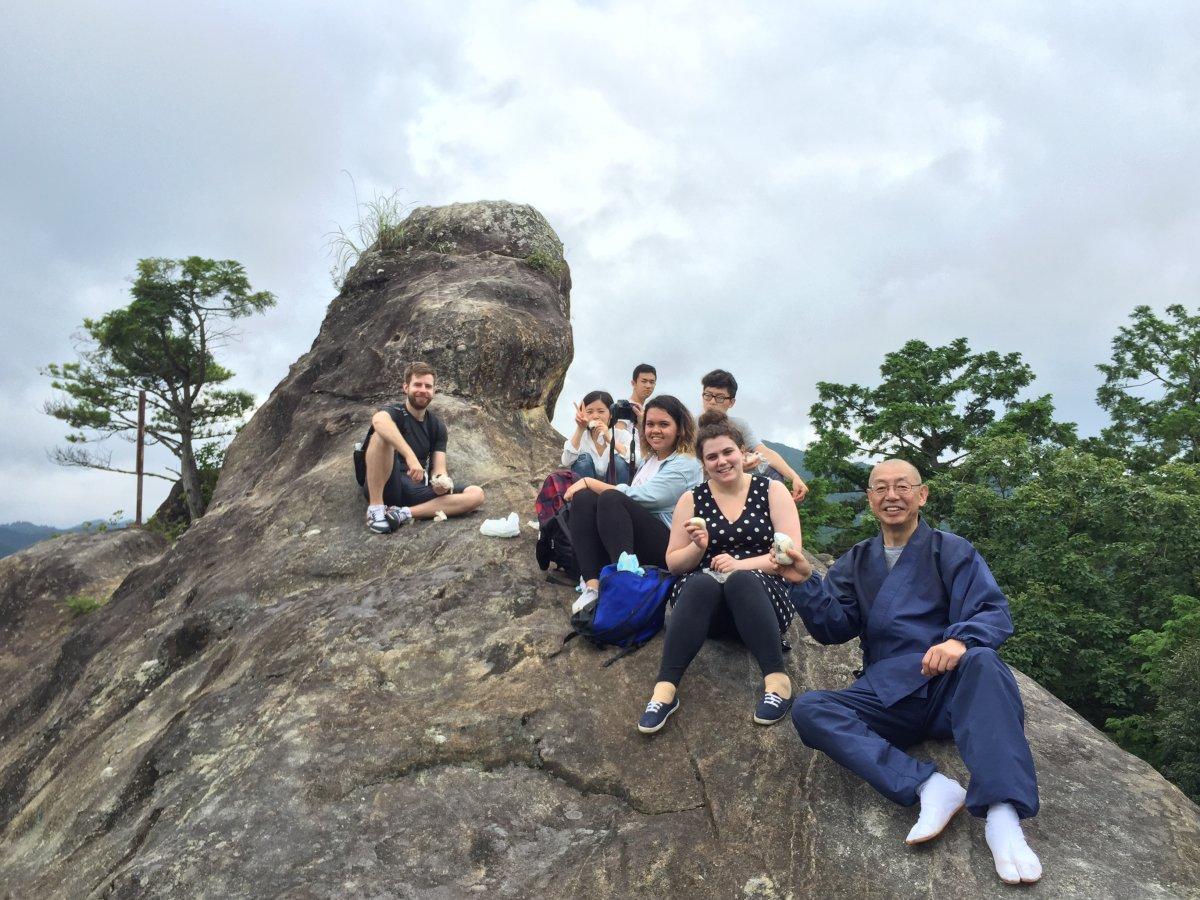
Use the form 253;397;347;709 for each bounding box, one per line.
728;415;760;450
884;545;905;570
729;415;766;474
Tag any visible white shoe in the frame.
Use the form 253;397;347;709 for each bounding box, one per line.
571;586;599;614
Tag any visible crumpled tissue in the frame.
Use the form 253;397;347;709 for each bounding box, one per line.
616;551;644;576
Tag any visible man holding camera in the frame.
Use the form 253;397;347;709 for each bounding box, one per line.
615;363;657;461
357;362;486;534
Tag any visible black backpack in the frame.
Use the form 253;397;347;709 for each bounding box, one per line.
536;504;579;585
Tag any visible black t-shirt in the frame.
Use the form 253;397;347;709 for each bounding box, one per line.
376;403;448;472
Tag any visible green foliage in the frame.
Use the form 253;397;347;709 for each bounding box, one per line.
43;257;274;521
943;435;1200;799
796;474;873;554
146;444;225;541
804;337;1075;549
525;248;567;280
1087;304;1200;471
1106;595;1200;794
79;510;126;535
1153;635;1200;797
797;311;1200;801
326;188;409;287
809;337;1074;481
64;593;104;617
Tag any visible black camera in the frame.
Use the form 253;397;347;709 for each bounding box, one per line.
610;399;637;424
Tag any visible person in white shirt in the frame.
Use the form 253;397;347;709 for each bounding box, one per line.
563;395;702;611
562;390;630;483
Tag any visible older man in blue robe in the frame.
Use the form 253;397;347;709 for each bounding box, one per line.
780;459;1042;885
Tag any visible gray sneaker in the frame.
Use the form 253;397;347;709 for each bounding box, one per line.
366;506;409;534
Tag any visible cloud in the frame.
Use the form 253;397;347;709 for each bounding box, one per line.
2;1;1199;522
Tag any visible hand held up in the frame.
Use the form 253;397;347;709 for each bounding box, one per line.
685;517;709;550
791;478;809;502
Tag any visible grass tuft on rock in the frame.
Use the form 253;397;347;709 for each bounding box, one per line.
64;593;104;617
525;248;566;279
326;188;410;287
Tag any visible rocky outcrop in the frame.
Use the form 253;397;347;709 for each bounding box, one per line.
1;201;1199;899
0;528;167;696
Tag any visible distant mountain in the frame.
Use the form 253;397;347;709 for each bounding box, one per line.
0;522;63;558
762;440;813;480
0;520;130;559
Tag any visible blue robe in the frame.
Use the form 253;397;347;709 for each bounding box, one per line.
789;519;1039;818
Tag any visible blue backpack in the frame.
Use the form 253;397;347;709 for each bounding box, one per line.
566;564;675;666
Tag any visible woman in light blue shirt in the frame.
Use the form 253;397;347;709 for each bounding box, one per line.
563;395;701;610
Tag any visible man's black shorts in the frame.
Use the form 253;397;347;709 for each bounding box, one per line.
363;461;466;508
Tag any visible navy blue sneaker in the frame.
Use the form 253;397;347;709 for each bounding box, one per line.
637;696;680;734
753;691;794;726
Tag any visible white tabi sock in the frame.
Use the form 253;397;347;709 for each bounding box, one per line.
985;802;1042;884
905;772;967;844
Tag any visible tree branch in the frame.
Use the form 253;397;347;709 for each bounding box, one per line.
49;445;175;481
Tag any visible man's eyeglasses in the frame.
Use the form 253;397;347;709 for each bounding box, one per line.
702;391;732;403
867;482;922;497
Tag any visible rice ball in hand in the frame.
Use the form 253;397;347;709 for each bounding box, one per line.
772;532;794;565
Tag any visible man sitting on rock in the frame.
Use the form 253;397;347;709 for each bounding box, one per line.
358;362;485;533
781;459;1042;885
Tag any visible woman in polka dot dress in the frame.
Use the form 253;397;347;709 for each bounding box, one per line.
637;418;809;734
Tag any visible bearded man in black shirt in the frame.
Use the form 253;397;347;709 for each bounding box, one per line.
358;362;486;533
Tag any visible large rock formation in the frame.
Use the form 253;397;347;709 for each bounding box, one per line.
1;201;1199;899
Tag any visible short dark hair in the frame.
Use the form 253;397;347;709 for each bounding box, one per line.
696;419;747;459
697;409;728;429
641;395;696;457
632;363;657;381
701;369;737;398
404;361;436;384
581;389;615;409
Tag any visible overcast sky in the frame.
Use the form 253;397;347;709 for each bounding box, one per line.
2;2;1199;526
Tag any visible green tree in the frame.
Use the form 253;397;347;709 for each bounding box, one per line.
944;435;1200;800
805;338;1075;551
1089;304;1200;471
43;257;275;520
1152;633;1200;798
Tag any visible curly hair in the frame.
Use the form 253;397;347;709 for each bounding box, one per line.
695;418;746;460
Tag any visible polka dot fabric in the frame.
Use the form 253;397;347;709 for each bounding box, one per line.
672;475;796;632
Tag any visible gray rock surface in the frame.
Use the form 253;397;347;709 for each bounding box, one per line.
0;528;167;696
2;201;1199;898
